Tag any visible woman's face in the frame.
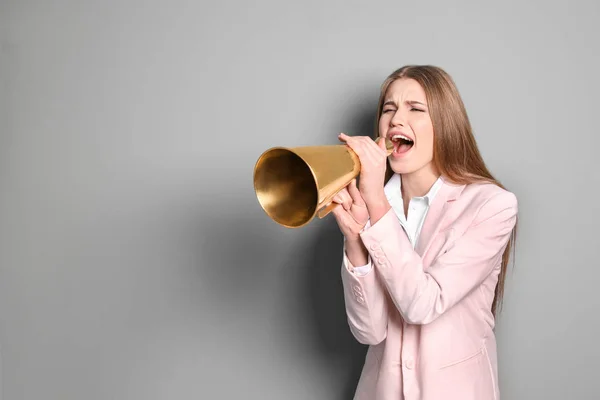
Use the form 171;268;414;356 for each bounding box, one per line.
378;78;436;176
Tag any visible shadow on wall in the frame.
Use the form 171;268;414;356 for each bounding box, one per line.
302;216;367;400
197;205;283;315
199;200;367;398
197;96;379;399
299;101;379;399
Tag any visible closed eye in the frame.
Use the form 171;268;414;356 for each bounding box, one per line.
410;107;425;112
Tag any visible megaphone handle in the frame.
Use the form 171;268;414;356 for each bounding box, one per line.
317;201;338;219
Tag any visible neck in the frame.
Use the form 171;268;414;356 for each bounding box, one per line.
400;165;440;201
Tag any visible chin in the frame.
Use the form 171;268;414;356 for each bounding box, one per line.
389;160;419;175
389;158;436;177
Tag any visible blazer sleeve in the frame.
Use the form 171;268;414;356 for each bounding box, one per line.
340;245;389;345
359;190;518;325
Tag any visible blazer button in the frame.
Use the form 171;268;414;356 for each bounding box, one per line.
356;296;365;304
352;284;362;293
370;244;379;251
405;358;414;369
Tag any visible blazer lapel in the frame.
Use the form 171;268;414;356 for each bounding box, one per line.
415;180;465;257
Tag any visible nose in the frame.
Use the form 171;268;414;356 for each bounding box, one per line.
390;109;405;127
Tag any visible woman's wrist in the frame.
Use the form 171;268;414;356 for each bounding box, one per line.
365;193;391;225
345;235;362;245
345;236;368;266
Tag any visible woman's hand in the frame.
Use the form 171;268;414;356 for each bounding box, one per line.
338;133;391;223
330;179;369;240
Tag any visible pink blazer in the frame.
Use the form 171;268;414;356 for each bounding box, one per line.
341;179;518;400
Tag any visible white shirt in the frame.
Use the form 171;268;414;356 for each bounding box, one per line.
350;174;444;275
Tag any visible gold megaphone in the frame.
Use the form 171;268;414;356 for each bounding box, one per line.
253;137;394;228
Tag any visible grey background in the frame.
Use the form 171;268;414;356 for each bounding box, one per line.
1;0;599;399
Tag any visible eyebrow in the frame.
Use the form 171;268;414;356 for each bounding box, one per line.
383;100;428;107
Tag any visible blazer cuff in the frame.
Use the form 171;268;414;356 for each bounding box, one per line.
360;207;405;243
343;249;374;277
359;207;411;263
351;260;373;276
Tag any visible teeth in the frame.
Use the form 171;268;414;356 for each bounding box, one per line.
391;134;413;143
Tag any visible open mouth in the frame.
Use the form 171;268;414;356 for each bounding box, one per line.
390;134;414;155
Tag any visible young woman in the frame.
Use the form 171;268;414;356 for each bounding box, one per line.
331;65;518;400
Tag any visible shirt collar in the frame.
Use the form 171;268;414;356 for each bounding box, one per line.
384;173;444;206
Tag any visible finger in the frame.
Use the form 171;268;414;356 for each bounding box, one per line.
339;189;353;211
361;136;387;158
340;135;366;158
331;202;350;226
356;137;387;165
377;136;388;152
332;187;349;202
340;136;384;171
331;204;343;225
335;199;366;227
347;179;366;206
339;133;368;147
355;135;385;154
331;202;344;217
338;133;356;146
333;188;352;210
331;204;360;234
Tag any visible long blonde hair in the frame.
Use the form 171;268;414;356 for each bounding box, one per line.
375;65;517;316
